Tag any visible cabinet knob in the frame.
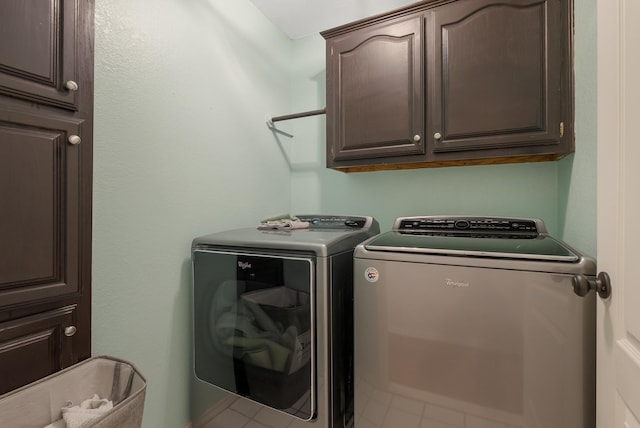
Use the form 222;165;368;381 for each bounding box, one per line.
413;135;421;142
434;132;442;140
64;326;77;337
68;135;81;145
65;80;79;91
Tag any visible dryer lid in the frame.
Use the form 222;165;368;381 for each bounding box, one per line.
192;214;380;257
366;216;580;262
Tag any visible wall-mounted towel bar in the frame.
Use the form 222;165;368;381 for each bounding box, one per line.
270;108;326;123
266;108;326;138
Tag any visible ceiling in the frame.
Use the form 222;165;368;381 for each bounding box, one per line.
250;0;417;39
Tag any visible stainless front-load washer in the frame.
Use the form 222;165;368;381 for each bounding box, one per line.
353;216;596;428
192;215;379;427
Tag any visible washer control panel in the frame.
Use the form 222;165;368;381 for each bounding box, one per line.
394;216;546;237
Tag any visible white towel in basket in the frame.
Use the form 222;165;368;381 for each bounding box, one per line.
63;394;113;428
45;394;113;428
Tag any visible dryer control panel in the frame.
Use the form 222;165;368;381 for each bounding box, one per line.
394;216;547;237
297;215;372;230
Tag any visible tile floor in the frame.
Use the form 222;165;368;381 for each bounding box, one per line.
202;387;522;428
204;397;314;428
355;386;521;428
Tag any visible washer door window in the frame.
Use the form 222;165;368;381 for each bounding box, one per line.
193;250;315;420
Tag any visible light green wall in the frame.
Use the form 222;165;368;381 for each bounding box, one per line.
93;1;293;427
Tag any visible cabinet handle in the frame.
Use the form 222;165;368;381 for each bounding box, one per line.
413;134;421;142
434;132;442;140
64;326;77;337
65;80;79;91
68;135;81;145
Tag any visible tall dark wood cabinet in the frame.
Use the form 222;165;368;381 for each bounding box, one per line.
0;0;94;395
322;0;573;172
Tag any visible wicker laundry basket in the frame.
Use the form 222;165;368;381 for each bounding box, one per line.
0;356;146;428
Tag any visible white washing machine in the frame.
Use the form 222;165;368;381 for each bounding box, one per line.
353;216;597;428
192;215;379;427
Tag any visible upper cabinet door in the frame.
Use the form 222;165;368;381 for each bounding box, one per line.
326;15;425;168
427;0;570;157
0;0;80;110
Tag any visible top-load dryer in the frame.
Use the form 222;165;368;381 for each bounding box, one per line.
192;215;379;428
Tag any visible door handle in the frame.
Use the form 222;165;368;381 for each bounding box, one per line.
572;272;611;299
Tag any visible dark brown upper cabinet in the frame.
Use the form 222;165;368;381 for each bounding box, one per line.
322;0;573;172
325;15;425;167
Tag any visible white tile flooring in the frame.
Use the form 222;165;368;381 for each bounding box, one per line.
355;380;522;428
202;389;522;428
203;397;315;428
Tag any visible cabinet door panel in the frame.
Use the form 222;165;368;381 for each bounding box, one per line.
0;0;79;110
0;306;76;395
327;16;425;166
428;0;568;155
0;109;83;308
